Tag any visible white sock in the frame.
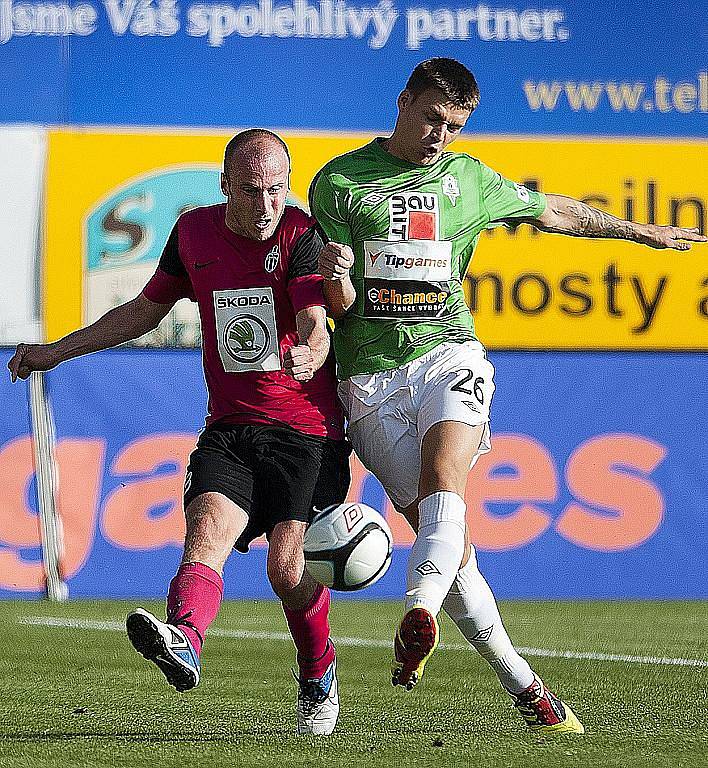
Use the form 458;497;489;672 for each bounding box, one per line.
405;492;466;616
442;545;535;693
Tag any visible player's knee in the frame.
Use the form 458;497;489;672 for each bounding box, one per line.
185;497;239;549
419;455;469;497
266;555;303;600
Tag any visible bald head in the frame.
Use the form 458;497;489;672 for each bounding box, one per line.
224;129;290;175
220;130;291;241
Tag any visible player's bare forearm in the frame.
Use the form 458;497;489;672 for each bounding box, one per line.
53;294;172;360
535;194;707;251
318;242;356;317
295;305;330;372
322;277;356;319
8;294;172;381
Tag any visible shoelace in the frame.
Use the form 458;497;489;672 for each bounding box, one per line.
167;609;204;649
515;701;542;723
293;670;331;708
514;690;563;726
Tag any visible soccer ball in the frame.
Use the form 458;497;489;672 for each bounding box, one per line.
304;503;393;592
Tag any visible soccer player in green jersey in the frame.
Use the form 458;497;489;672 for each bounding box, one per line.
309;58;706;735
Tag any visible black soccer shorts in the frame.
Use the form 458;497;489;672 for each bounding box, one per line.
183;422;351;552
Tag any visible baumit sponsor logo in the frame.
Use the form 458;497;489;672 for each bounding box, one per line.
388;192;439;241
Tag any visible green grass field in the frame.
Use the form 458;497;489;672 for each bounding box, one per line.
1;600;706;768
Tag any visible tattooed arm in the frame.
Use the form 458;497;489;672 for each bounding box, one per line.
530;194;707;251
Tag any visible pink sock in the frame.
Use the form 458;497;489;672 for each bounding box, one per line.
166;562;224;656
282;584;335;679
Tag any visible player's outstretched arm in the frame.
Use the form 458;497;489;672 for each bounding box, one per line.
283;305;331;382
319;242;356;318
8;293;174;382
533;194;707;250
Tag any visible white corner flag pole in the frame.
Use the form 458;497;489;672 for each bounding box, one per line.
28;371;69;602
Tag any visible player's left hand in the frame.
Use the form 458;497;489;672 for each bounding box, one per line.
637;225;707;251
283;344;316;382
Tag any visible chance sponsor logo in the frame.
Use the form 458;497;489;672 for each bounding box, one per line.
365;279;449;318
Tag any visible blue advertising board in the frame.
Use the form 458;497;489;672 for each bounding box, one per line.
1;347;706;600
1;1;705;135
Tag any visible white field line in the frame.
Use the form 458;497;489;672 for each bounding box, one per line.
19;616;708;669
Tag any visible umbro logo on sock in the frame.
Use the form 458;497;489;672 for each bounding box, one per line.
415;560;441;577
472;625;494;642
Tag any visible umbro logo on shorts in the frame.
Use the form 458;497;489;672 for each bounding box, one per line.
415;560;441;577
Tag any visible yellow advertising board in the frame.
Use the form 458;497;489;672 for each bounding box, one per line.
44;130;707;348
459;137;707;349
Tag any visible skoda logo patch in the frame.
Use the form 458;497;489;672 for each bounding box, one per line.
224;315;270;364
264;245;280;273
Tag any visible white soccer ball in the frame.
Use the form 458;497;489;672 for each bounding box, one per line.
304;503;393;592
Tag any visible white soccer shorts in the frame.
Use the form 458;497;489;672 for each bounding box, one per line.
339;340;495;509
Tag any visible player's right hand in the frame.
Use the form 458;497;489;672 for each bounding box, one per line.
636;225;707;251
319;242;354;281
7;343;60;382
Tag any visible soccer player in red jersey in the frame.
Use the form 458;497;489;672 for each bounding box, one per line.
8;130;349;735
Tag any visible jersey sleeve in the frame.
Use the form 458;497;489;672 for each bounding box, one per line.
478;161;547;224
287;225;327;314
308;171;353;246
142;224;196;304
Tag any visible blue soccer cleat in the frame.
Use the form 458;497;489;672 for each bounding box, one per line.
126;607;201;692
295;658;339;735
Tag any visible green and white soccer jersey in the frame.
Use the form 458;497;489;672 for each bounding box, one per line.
309;139;546;379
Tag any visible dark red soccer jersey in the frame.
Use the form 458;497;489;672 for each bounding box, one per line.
142;204;344;439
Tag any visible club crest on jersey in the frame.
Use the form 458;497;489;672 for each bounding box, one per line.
264;245;280;273
442;174;460;206
388;192;439;241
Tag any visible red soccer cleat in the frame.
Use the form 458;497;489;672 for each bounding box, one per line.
511;676;584;734
391;607;440;691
